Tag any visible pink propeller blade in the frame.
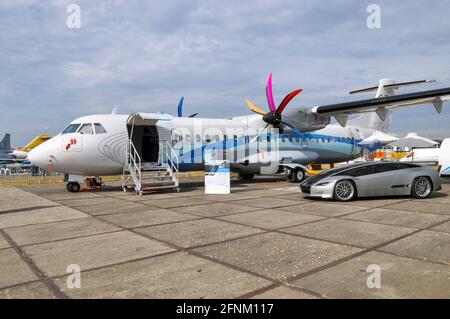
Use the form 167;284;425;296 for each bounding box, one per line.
276;89;303;114
266;72;277;112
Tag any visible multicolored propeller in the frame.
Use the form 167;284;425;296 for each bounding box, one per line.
246;73;303;135
177;97;198;118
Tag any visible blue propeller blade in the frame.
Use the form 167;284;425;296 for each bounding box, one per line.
177;96;184;117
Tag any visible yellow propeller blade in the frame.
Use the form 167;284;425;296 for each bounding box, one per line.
246;99;267;115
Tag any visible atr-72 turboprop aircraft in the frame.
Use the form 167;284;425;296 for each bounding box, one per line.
28;74;450;193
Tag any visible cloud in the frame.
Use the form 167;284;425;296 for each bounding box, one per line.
1;0;450;146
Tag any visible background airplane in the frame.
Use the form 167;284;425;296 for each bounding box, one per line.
0;133;52;163
28;74;450;193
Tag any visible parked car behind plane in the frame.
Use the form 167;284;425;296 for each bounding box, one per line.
300;161;441;201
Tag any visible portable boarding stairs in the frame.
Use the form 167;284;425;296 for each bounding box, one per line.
121;113;180;195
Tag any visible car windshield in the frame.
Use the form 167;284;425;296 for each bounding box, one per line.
303;163;365;184
62;123;81;134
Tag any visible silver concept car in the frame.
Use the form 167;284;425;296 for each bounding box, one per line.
300;161;441;201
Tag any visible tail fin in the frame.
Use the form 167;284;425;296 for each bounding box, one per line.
347;79;434;132
0;133;11;150
18;134;52;152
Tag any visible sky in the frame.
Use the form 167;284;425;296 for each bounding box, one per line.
1;0;450;146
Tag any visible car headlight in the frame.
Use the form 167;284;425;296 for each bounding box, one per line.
316;181;332;186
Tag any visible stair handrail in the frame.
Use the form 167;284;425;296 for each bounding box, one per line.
128;139;142;186
164;141;179;176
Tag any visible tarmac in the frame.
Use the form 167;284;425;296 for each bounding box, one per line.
0;177;449;299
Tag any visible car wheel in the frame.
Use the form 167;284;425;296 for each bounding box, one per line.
411;176;432;199
333;180;356;201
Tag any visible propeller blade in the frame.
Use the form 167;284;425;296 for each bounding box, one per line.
266;73;277;112
177;96;184;117
276;89;302;114
246;99;267;115
280;121;302;136
189;113;198;118
250;123;271;143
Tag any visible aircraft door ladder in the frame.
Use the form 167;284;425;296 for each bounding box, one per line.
121;138;180;196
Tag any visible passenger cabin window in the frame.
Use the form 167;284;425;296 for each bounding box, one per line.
78;123;94;135
94;123;107;134
196;135;201;143
62;124;81;134
205;135;211;143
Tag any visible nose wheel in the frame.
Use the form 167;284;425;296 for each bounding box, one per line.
66;182;81;193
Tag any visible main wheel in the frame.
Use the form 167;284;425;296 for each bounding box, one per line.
333;180;356;201
289;168;306;183
411;177;432;199
67;182;80;193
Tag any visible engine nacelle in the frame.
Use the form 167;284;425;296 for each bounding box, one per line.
283;110;330;133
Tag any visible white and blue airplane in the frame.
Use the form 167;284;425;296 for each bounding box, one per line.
28;74;450;193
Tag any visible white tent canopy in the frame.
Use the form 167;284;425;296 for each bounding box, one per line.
359;131;399;145
388;133;438;148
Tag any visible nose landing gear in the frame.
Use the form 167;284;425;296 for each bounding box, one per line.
66;181;81;193
65;176;104;192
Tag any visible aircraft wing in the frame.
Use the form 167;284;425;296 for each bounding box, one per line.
0;158;25;163
310;87;450;126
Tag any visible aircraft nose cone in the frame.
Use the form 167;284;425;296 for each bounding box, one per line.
28;145;47;169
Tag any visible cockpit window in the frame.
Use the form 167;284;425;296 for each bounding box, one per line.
94;123;107;134
62;124;81;134
78;123;94;134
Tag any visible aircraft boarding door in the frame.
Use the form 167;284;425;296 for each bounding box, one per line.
350;128;362;155
125;112;173;165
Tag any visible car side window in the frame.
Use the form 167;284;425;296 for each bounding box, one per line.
371;163;399;174
78;123;94;134
340;166;371;177
94;123;107;134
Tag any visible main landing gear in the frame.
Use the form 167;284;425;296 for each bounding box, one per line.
286;167;306;183
238;173;254;181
